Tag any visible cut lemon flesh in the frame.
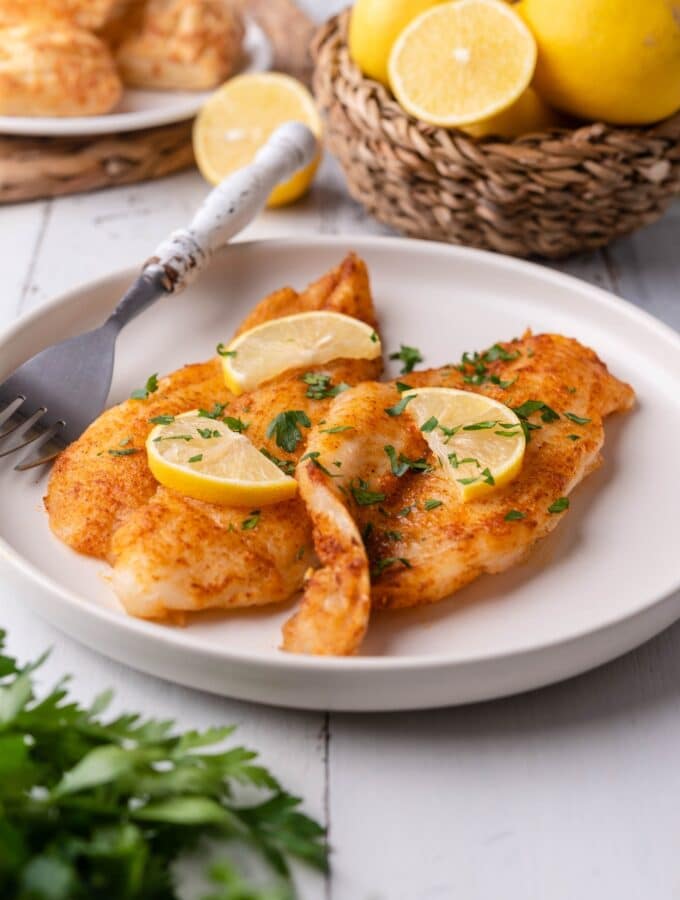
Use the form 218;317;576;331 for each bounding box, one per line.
193;72;323;207
388;0;537;127
221;311;382;395
405;387;525;500
146;412;297;506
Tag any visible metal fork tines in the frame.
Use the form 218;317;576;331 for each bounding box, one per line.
0;396;65;470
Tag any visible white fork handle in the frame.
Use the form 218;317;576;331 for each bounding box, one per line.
145;122;318;293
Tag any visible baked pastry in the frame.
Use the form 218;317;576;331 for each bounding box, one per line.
116;0;244;91
0;0;134;31
0;22;123;116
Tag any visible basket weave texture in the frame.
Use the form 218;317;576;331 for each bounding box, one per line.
313;11;680;259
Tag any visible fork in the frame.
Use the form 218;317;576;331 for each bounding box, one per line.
0;122;317;471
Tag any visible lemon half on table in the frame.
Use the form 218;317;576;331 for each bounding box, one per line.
193;72;323;207
147;412;297;506
220;311;382;395
405;387;526;500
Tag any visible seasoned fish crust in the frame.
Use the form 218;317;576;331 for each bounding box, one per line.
283;332;635;656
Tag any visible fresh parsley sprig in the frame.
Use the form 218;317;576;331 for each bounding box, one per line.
0;630;327;899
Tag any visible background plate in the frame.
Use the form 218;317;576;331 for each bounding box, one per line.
1;236;679;711
0;18;271;137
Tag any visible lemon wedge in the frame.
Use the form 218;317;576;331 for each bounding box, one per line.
405;387;525;500
146;412;297;506
388;0;536;127
193;72;323;207
220;311;382;395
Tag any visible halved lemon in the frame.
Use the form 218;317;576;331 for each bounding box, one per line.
146;412;297;506
405;387;525;500
388;0;537;127
221;311;382;395
193;72;323;207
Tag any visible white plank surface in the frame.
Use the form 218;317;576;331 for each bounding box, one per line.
1;3;680;895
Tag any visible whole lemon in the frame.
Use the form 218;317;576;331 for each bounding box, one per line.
518;0;680;125
349;0;445;86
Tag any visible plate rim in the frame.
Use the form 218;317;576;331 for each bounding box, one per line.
0;17;271;137
2;234;680;678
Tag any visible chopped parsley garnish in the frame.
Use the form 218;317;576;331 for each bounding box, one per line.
567;386;577;394
216;342;236;357
567;434;581;441
396;381;414;393
266;410;311;453
384;445;432;477
130;373;159;400
384;530;403;542
548;497;570;514
512;399;560;441
198;402;228;419
153;434;193;442
396;505;414;517
370;330;379;343
505;509;526;521
223;416;249;433
260;447;295;475
565;412;591;425
448;453;481;469
389;344;423;374
421;416;439;433
494;429;522;437
197;427;221;439
385;394;416;417
463;420;500;431
371;556;412;578
424;499;443;511
301;451;339;478
242;510;261;530
481;468;495;485
319;424;355;434
188;453;203;463
350;478;386;506
456;343;521;387
301;372;350;400
107;447;139;457
439;424;461;442
149;414;174;425
457;467;494;486
457;475;481;485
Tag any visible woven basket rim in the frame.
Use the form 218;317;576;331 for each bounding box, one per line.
313;10;680;149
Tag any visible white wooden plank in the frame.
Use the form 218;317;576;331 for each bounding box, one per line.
0;199;50;328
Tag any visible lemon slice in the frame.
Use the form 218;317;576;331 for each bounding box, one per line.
146;412;297;506
405;387;525;500
221;311;382;395
388;0;537;127
193;72;323;207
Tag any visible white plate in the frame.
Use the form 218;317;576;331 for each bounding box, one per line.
1;237;679;711
0;18;271;137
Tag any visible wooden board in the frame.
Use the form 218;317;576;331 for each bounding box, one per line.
0;0;315;205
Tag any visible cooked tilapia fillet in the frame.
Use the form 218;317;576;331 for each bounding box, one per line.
46;254;382;618
283;333;635;656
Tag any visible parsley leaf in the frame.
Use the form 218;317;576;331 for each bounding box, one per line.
130;373;159;400
149;414;175;425
385;394;416;417
548;497;570;514
242;510;261;529
395;381;414;393
424;499;443;511
197;427;221;439
319;425;354;434
565;412;591;425
350;478;386;506
505;509;526;521
567;434;581;441
266;411;311;453
384;445;432;477
260;448;295;476
389;345;423;374
301;373;349;400
371;556;412;578
420;416;438;433
199;402;228;420
223;417;249;434
0;629;327;898
300;452;339;478
107;447;139;457
216;342;236;357
188;454;203;463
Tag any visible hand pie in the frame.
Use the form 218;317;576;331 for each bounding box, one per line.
116;0;244;91
0;22;122;116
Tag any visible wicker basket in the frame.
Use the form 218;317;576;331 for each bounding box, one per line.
313;11;680;259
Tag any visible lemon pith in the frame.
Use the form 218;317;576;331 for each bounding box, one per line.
193;72;323;207
146;412;297;507
405;387;525;501
220;311;382;395
388;0;537;128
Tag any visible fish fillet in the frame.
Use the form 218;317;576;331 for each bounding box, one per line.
283;333;635;655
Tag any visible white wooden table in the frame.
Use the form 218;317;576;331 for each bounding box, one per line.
3;4;680;893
